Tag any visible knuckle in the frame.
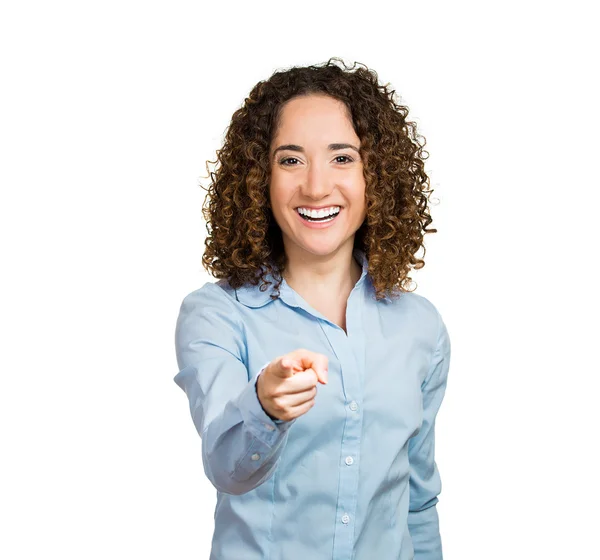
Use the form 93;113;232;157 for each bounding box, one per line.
279;407;292;420
271;398;283;412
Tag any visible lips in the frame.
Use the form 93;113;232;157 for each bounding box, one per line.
295;205;343;210
294;207;342;229
296;207;341;220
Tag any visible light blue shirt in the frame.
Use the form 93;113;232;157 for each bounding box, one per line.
174;247;451;560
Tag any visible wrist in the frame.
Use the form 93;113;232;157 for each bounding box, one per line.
255;373;279;422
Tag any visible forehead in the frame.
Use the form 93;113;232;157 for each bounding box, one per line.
275;94;355;135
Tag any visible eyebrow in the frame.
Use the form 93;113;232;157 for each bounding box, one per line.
271;143;360;158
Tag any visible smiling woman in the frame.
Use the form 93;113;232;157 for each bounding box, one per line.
268;93;367;281
200;57;437;302
174;57;450;560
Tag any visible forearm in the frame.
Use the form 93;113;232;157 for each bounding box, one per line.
200;371;295;495
408;504;442;559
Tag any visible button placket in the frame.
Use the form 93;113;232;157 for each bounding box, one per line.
315;282;366;557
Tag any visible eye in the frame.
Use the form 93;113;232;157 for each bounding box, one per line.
278;155;354;166
279;157;300;166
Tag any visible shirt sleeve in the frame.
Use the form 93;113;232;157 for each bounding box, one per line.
407;309;451;559
173;284;296;496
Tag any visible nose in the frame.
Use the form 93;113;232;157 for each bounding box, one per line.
300;160;334;201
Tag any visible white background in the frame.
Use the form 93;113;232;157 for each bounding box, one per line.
1;1;598;558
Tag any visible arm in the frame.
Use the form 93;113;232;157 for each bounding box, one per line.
173;284;296;496
407;310;451;559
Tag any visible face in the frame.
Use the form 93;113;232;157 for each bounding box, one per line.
268;93;367;262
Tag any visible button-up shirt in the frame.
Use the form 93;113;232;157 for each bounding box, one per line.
174;248;451;559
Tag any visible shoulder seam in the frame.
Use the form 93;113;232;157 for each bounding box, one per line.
204;282;245;332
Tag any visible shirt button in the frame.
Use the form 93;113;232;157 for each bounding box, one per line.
345;456;354;466
341;513;350;524
251;453;261;461
349;401;358;411
263;423;275;431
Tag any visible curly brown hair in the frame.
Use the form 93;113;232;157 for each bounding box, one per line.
200;57;438;301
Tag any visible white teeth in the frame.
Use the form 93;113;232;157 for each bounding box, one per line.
297;206;341;219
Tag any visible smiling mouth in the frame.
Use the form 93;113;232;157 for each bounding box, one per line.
296;208;342;222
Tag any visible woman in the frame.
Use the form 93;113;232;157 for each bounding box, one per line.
174;58;451;560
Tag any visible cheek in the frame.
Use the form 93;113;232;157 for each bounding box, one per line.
269;177;295;207
268;183;292;226
268;186;282;214
346;178;367;207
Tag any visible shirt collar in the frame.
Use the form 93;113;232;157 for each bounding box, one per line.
234;247;371;309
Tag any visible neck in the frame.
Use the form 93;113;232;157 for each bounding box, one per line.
282;243;362;296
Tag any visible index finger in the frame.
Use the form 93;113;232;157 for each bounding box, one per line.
289;349;329;384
